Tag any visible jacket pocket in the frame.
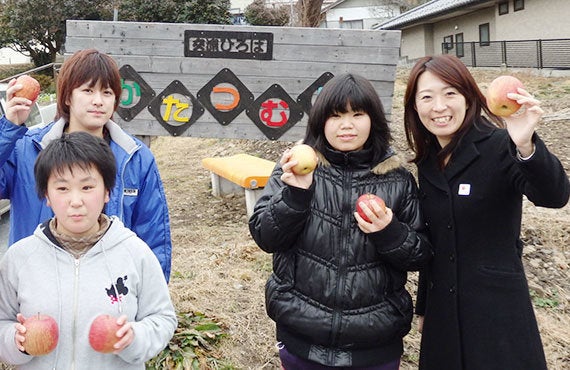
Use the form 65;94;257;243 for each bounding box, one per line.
272;250;296;291
478;265;525;280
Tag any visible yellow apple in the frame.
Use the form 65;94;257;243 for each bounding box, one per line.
486;75;525;117
289;144;318;175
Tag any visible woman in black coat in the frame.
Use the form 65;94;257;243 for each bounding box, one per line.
403;54;570;370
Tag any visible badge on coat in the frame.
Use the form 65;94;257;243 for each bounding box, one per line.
458;184;471;196
123;188;139;196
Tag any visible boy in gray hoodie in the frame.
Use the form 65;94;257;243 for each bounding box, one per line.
0;131;177;369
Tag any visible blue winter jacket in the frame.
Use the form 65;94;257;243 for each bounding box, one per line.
0;116;172;281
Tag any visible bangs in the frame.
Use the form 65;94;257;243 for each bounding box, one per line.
324;82;371;115
85;61;118;91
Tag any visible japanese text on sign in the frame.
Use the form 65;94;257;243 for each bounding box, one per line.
184;30;273;60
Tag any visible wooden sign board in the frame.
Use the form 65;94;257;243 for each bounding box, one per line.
65;20;401;141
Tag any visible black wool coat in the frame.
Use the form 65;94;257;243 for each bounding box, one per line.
415;121;570;370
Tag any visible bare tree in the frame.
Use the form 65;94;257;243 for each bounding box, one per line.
297;0;324;27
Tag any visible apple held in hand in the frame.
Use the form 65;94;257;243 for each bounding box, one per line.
289;144;318;175
88;314;121;353
14;75;41;102
486;75;525;117
356;194;386;223
23;313;59;356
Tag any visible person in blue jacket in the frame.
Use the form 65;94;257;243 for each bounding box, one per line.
0;48;172;282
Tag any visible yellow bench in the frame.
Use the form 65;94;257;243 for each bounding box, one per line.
201;153;276;217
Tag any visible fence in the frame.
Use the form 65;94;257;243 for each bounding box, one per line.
442;39;570;69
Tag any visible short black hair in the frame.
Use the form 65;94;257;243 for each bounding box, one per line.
34;132;116;199
303;73;391;162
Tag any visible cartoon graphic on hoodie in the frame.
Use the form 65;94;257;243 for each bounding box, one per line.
106;276;129;304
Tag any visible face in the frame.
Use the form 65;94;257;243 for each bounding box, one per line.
414;71;467;148
45;164;110;238
67;80;116;137
324;107;371;152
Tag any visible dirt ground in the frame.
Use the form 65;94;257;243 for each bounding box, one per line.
154;67;570;369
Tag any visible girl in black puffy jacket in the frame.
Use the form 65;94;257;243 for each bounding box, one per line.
249;73;432;369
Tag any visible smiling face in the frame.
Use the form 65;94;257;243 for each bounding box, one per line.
414;71;468;148
45;164;109;238
67;80;116;137
324;107;371;152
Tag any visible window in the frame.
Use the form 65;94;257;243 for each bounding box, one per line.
443;35;454;52
341;19;364;29
514;0;524;11
498;2;509;15
455;33;464;57
479;23;490;46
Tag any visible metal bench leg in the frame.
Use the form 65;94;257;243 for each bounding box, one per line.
245;188;264;218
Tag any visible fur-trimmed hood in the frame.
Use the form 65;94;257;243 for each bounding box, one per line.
315;147;404;175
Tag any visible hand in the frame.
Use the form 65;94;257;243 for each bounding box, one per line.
5;78;34;126
504;88;543;156
112;315;134;354
354;200;393;233
14;313;27;352
279;148;315;189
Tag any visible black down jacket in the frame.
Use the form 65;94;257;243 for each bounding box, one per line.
249;146;432;367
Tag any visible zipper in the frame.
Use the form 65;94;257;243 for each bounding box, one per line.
116;147;138;219
71;258;80;370
329;160;352;362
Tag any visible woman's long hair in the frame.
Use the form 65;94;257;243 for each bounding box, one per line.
403;55;502;168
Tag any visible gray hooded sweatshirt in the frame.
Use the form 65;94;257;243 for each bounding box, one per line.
0;216;177;369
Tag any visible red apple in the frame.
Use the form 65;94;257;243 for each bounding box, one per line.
14;75;41;102
88;314;121;353
486;75;525;117
356;194;386;223
23;313;59;356
289;144;318;175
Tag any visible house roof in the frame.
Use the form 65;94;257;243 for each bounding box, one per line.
322;0;347;13
375;0;495;30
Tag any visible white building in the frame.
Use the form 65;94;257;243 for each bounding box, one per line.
0;47;30;65
320;0;402;30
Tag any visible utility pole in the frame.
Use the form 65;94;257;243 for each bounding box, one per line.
113;0;119;21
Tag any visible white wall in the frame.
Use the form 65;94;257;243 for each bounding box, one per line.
398;0;570;61
324;1;400;29
494;0;570;40
0;48;30;65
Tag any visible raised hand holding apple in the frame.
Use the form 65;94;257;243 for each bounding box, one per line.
280;144;318;189
5;75;41;125
486;75;543;157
